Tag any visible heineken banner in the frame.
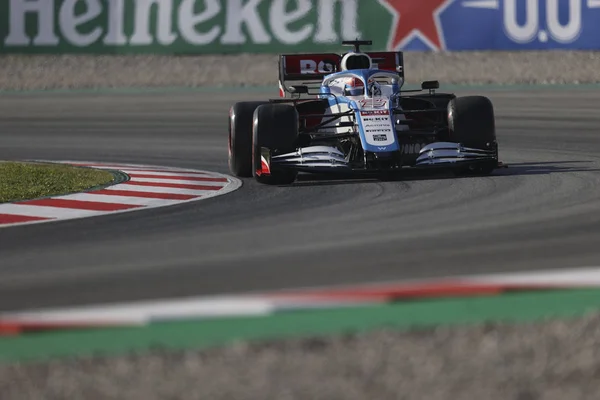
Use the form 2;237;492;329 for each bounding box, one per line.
1;0;599;54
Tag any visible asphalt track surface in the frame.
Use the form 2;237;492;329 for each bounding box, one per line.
1;88;600;312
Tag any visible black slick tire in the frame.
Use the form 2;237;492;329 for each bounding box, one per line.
252;104;299;185
228;101;268;177
447;96;498;175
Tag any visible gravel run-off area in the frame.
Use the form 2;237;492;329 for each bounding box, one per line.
3;313;600;400
1;51;600;91
2;50;600;399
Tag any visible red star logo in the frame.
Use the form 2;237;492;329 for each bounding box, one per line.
378;0;454;51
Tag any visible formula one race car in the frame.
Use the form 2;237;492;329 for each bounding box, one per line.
228;40;501;185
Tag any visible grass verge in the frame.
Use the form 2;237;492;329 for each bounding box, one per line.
0;162;114;203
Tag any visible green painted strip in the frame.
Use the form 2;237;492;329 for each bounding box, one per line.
1;83;600;97
2;289;600;363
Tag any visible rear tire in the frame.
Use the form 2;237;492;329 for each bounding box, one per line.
228;101;268;177
252;104;299;185
447;96;498;175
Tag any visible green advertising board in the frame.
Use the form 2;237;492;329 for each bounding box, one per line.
0;0;393;54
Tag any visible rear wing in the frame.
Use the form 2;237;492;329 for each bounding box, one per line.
278;51;405;98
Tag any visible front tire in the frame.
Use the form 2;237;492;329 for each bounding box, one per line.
447;96;498;175
252;104;299;185
228;101;268;177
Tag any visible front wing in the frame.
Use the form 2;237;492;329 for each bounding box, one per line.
259;142;498;174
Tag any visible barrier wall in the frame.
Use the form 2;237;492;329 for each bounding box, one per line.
1;0;599;54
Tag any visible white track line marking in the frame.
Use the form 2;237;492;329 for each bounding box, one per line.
466;266;600;286
61;193;182;207
0;204;103;219
69;163;208;173
71;163;188;171
128;177;226;186
117;170;212;178
1;298;275;324
105;184;217;196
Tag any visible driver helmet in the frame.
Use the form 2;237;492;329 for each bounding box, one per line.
344;77;364;96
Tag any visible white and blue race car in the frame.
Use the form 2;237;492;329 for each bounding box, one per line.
228;40;501;185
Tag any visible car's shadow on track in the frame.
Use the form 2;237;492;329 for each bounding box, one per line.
491;160;600;177
287;160;599;187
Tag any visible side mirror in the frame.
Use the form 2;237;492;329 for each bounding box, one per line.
289;85;309;94
421;80;440;90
